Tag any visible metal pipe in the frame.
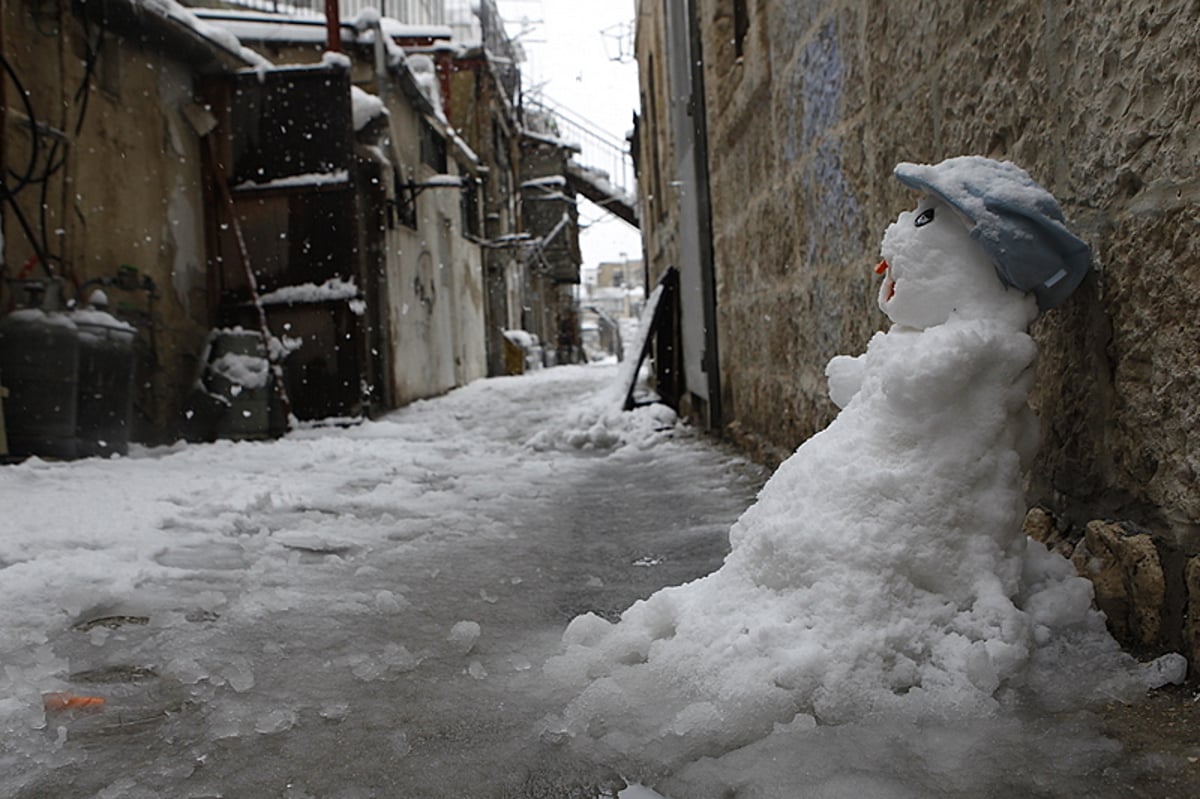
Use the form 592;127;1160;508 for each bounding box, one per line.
325;0;341;52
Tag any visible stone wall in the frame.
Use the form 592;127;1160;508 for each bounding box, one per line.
685;0;1199;555
634;4;683;291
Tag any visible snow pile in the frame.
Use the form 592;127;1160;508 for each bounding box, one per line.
71;308;136;337
524;400;678;453
543;163;1184;779
350;86;386;131
209;350;269;390
524;283;679;453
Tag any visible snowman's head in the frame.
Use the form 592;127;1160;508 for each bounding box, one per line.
883;157;1091;323
877;196;1036;330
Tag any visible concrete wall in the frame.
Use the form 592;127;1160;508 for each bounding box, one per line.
446;52;525;376
364;74;488;406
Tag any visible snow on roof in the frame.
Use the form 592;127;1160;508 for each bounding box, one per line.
445;126;481;168
122;0;269;69
521;129;582;153
379;17;454;41
192;9;453;45
520;175;567;189
408;53;446;122
421;175;465;187
566;162;637;209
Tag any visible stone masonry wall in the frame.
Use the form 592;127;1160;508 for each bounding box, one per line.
688;0;1199;658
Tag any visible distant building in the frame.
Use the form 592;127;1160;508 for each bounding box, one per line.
579;259;644;360
519;116;584;367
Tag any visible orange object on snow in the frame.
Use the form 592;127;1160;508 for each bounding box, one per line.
875;259;890;275
43;692;106;712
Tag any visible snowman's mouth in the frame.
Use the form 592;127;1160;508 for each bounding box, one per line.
876;259;896;302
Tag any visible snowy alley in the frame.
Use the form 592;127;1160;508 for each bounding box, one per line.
0;363;763;797
1;362;1199;798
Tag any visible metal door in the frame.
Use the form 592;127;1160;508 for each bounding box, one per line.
664;0;721;426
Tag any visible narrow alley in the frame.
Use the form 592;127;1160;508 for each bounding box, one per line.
1;0;1198;796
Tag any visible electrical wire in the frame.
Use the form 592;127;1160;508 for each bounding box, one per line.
1;53;41;195
0;23;100;287
38;138;63;277
0;173;50;277
73;15;101;137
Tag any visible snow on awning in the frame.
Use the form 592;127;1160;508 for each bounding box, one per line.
256;277;360;306
233;170;351;192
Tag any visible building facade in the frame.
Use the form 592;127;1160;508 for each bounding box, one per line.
0;0;549;455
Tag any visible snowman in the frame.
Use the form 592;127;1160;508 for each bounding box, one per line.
545;157;1172;772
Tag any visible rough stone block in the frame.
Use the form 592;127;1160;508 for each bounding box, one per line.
1185;556;1200;668
1071;520;1165;648
1023;507;1074;557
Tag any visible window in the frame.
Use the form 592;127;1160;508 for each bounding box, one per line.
420;119;448;173
391;165;418;230
229;67;352;186
461;177;481;238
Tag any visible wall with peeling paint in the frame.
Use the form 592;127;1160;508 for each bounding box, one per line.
1;2;221;443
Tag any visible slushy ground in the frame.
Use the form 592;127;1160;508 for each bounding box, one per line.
1;362;1196;798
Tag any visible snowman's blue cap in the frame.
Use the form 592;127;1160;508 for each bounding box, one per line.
894;156;1091;310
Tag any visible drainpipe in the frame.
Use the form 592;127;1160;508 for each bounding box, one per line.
325;0;341;52
686;0;722;430
1;0;6;271
370;16;387;91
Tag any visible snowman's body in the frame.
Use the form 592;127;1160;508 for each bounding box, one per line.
546;160;1166;771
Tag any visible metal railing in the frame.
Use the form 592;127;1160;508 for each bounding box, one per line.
196;0;502;86
523;96;634;200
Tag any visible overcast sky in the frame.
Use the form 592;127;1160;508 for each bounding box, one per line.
498;0;644;272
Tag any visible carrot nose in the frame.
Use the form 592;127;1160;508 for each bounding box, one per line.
875;259;889;275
